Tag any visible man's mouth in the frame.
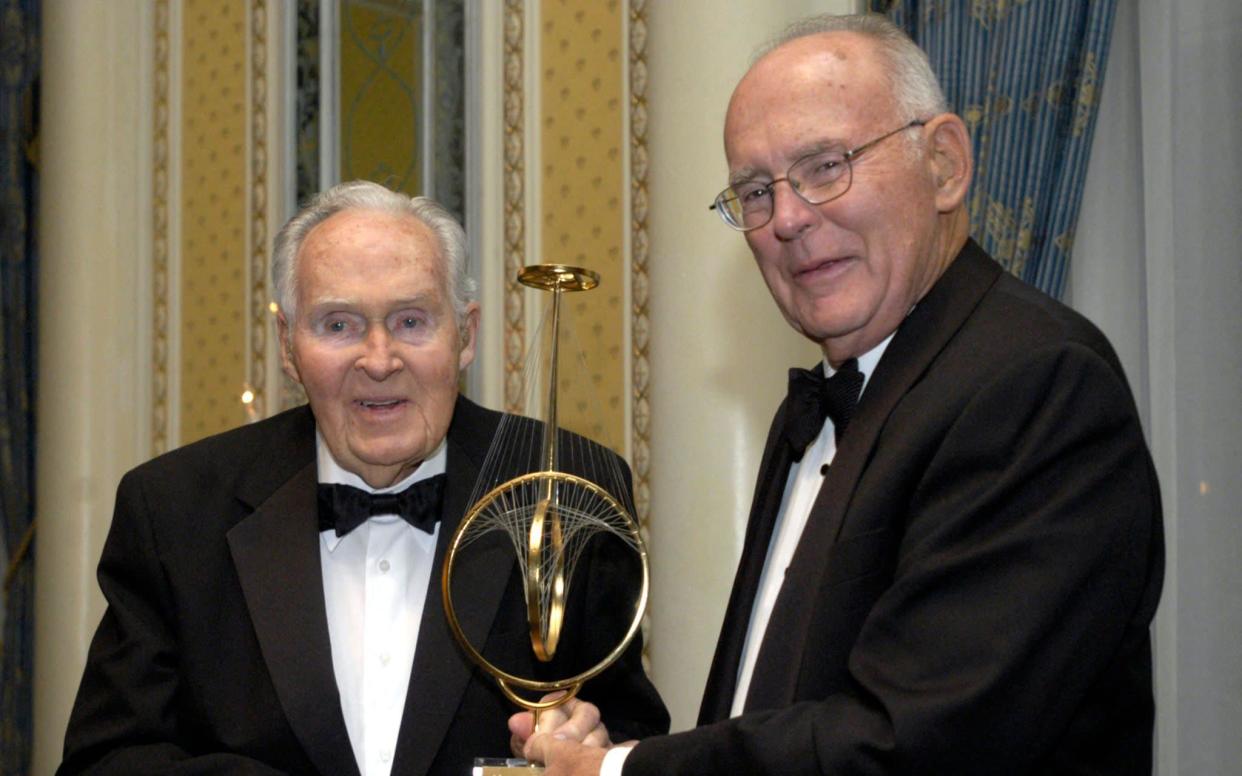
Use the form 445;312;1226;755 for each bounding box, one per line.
794;256;851;281
357;399;405;409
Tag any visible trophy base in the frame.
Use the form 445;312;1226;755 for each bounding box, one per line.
472;757;544;775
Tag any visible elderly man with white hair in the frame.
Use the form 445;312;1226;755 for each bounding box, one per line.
522;13;1162;776
58;180;668;776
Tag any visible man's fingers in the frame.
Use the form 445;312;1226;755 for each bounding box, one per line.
508;693;606;757
509;710;536;742
523;729;552;764
531;691;571;735
551;698;603;742
534;707;570;735
510;731;527;759
525;734;608;775
582;726;611;749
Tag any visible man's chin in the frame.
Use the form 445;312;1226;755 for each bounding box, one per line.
356;447;426;468
798;317;862;344
346;440;431;474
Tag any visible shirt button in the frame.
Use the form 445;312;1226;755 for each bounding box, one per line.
380;652;391;666
378;559;390;573
380;750;391;763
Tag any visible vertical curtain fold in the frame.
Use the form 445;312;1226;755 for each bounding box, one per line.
1;0;40;772
874;0;1117;299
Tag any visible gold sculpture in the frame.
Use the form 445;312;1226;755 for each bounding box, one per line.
441;265;649;774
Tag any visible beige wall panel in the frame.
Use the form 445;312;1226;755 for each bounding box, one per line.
33;2;155;771
179;0;250;443
463;1;509;411
644;0;852;732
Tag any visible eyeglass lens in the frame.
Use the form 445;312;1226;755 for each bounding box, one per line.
719;148;852;230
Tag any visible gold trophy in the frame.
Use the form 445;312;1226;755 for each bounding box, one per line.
441;265;649;775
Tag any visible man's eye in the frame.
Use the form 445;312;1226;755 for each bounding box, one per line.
739;185;770;205
800;155;845;185
327;320;347;333
391;312;430;334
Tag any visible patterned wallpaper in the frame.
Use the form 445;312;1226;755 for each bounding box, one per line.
179;0;250;443
538;0;626;449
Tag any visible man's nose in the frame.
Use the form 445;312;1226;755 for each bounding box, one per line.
356;326;403;379
769;180;817;241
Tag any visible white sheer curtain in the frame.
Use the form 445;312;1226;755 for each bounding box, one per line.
1071;1;1242;772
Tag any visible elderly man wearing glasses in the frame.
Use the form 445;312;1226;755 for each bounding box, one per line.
519;12;1164;776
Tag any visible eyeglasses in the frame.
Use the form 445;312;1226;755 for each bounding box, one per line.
709;119;927;232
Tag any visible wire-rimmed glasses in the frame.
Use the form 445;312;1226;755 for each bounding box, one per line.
710;119;927;231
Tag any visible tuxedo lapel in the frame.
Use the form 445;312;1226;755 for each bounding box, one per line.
227;460;361;776
743;241;1003;712
809;240;1001;547
392;397;515;775
697;418;795;725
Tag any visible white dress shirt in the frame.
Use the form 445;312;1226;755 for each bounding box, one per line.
730;335;891;716
318;432;446;776
602;337;893;776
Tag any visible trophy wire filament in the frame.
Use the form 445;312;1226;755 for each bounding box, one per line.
440;262;648;710
456;471;641;660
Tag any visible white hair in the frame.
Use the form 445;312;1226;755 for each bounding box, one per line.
758;12;949;122
271;180;477;327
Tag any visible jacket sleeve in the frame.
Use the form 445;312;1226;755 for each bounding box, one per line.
57;472;290;776
625;342;1162;775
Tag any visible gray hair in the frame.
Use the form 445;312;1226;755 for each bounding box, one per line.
271;180;478;327
757;13;948;122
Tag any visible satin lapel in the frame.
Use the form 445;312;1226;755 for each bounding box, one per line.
393;398;514;775
227;461;361;776
745;241;1003;711
697;413;795;725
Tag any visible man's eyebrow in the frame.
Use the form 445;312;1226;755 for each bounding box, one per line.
386;295;435;308
304;294;434;311
303;296;355;311
728;166;765;187
728;139;848;187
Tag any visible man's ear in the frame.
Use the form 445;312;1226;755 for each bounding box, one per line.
458;302;481;371
276;310;301;383
926;113;973;213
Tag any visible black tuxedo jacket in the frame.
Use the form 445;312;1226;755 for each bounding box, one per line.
59;396;667;775
627;241;1163;775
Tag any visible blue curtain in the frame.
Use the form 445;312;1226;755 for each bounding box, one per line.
1;0;40;772
873;0;1118;299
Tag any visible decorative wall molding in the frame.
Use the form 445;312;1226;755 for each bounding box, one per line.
502;0;527;414
628;0;651;536
627;0;653;668
248;0;270;420
153;0;171;455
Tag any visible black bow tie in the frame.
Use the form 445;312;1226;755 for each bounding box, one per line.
782;359;864;460
317;474;446;537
